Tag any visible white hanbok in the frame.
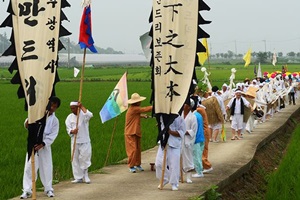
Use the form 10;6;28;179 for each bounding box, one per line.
155;116;186;186
66;109;93;180
181;111;197;172
22;114;59;193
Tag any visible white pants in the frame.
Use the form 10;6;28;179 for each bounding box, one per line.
71;142;92;180
246;114;255;132
155;145;180;185
181;144;194;172
22;146;53;193
231;114;243;130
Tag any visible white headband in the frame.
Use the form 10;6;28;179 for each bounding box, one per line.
70;101;78;106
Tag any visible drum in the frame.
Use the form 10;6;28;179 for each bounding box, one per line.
253;108;264;118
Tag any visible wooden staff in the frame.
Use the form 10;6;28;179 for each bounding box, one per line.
71;48;87;162
31;148;36;200
180;154;184;183
104;117;118;166
159;144;168;190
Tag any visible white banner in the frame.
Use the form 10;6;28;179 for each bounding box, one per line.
153;0;198;114
12;0;61;123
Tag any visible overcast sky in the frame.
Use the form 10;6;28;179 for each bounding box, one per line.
1;0;300;55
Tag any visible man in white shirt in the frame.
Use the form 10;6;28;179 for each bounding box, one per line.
155;115;186;191
181;99;197;183
66;101;93;184
226;90;253;140
21;96;61;199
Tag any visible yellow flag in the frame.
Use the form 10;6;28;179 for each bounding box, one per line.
243;48;252;67
197;38;209;65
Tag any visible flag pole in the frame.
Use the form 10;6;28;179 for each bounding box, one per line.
104;117;118;166
207;50;211;73
159;144;168;190
31;148;36;200
71;48;87;162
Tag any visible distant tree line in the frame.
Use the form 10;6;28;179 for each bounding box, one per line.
59;37;124;54
0;33;123;55
211;50;300;64
1;33;300;61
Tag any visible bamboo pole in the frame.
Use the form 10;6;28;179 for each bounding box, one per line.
159;144;168;190
207;49;211;73
71;48;87;162
31;148;36;200
104;117;118;166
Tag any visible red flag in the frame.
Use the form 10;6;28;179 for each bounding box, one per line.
79;5;97;53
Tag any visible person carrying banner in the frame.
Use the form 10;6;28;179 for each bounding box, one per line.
155;114;186;191
181;98;197;183
20;96;61;199
66;101;93;183
125;93;152;173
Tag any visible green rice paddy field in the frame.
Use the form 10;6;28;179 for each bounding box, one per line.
1;64;300;199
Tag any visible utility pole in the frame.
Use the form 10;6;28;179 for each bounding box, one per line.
67;37;70;68
234;40;237;57
262;40;266;52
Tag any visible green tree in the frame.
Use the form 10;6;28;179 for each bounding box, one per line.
0;33;10;54
59;37;124;54
287;51;295;57
256;52;268;63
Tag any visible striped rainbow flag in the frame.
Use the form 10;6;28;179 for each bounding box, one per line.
99;72;128;123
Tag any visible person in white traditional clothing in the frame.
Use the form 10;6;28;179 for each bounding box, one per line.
220;83;230;101
226;89;253;140
288;78;296;105
181;99;197;183
243;87;258;134
66;101;93;184
211;86;226;142
250;79;259;89
155;115;186;191
20;96;61;199
256;82;268;123
274;75;284;111
244;82;249;91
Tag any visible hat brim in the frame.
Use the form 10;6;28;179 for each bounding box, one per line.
127;96;146;104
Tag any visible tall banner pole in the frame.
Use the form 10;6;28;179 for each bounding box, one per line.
31;148;36;200
159;145;168;190
207;40;211;72
71;48;87;162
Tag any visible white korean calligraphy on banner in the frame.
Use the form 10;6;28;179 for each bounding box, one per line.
11;0;61;123
153;0;198;114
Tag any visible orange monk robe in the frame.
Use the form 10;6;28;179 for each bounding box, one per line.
124;105;152;168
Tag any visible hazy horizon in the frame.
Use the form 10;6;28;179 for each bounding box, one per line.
1;0;300;55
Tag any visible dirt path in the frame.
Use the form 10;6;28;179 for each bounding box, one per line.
11;100;300;200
